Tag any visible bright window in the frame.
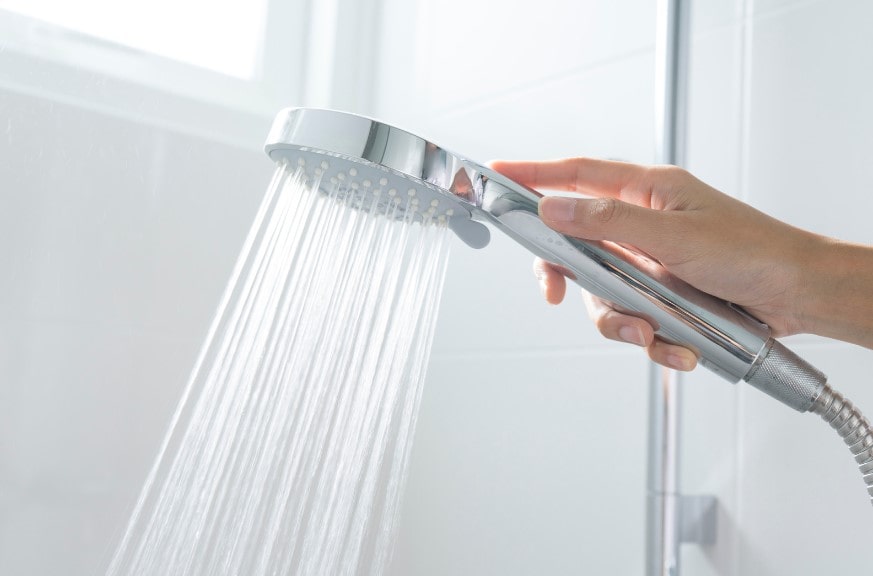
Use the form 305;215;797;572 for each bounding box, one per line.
0;0;311;146
0;0;269;79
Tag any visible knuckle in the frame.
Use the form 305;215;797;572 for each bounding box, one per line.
593;306;622;335
659;166;694;188
588;197;620;224
651;164;685;177
583;292;609;316
593;313;613;334
649;164;690;186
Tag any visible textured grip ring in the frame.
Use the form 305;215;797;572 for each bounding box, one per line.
744;339;827;412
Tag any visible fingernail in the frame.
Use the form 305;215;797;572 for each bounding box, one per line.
618;326;646;347
666;353;695;371
540;197;577;222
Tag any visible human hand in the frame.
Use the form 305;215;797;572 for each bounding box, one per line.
490;158;828;371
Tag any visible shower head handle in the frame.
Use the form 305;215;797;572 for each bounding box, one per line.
476;174;765;377
475;171;826;410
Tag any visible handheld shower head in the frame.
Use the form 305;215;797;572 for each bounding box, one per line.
266;107;873;506
265;107;492;249
265;107;824;410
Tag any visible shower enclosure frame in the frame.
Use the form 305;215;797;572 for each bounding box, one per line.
647;0;717;574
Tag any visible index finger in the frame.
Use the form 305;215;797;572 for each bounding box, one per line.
489;157;645;199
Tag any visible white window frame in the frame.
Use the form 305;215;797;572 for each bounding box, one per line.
0;1;312;149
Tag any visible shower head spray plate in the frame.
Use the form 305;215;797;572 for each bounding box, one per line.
265;108;492;249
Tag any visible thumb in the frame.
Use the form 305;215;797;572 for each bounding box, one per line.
539;196;673;254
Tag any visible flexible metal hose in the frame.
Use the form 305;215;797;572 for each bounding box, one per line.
811;385;873;505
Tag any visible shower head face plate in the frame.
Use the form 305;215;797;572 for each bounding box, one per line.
265;108;492;249
280;148;464;228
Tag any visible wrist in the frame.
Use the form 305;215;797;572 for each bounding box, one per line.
798;236;873;348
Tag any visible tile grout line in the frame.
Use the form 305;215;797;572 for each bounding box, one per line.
427;44;657;124
429;345;648;362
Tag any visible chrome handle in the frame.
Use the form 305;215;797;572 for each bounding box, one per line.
479;178;772;385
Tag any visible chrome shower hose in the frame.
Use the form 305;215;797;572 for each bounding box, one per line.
812;386;873;505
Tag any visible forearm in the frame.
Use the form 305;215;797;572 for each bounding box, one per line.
801;237;873;348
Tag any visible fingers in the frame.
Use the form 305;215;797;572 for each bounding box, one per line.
583;293;653;347
533;258;567;304
534;260;699;371
490;158;644;197
648;339;698;372
584;293;698;371
494;159;682;257
539;195;673;256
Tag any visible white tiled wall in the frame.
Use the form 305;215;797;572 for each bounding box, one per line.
375;0;655;131
376;0;873;574
746;0;873;242
373;1;659;574
392;351;649;576
0;90;271;575
681;0;873;574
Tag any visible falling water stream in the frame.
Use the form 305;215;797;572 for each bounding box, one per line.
107;163;451;576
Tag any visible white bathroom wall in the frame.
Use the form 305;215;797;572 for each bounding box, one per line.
681;0;873;574
0;88;289;575
370;1;659;574
373;0;873;574
0;5;298;573
0;89;273;573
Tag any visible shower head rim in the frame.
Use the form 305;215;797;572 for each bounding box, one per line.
265;108;471;193
264;107;494;248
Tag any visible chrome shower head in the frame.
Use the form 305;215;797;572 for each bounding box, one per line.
265;107;498;249
265;108;873;506
264;107;826;412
